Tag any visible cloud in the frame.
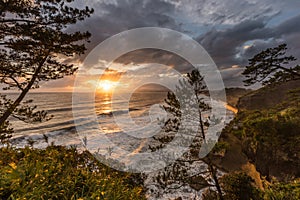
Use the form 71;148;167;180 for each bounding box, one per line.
165;0;281;25
275;14;300;36
219;67;245;87
197;19;275;68
114;49;193;73
73;0;300;70
100;68;124;82
39;76;75;91
73;0;182;56
197;12;300;70
55;0;300;90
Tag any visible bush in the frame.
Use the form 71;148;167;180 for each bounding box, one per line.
220;172;262;200
263;179;300;200
0;146;145;200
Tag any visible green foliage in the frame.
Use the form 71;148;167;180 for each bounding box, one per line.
219;84;299;198
242;44;300;86
263;179;300;200
0;120;12;143
220;172;262;200
228;91;300;181
211;141;229;155
0;146;145;200
202;172;263;200
204;173;300;200
234;107;300;159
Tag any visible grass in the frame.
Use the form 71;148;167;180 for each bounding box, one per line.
0;145;146;200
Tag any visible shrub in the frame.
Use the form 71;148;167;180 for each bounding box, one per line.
0;146;145;200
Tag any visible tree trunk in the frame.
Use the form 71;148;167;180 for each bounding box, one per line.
0;54;48;126
209;163;224;200
195;92;206;140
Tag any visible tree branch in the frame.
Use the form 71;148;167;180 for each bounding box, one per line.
0;19;35;23
273;64;300;77
9;76;25;91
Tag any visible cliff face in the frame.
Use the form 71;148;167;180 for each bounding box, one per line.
222;80;300;182
225;88;252;107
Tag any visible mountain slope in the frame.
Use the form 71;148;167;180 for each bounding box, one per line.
218;80;300;182
237;79;300;111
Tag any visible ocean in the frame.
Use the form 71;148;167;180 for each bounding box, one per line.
7;91;168;149
6;91;235;152
5;91;235;164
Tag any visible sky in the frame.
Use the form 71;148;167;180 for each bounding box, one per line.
40;0;300;92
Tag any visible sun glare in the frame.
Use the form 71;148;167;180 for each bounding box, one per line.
98;80;115;92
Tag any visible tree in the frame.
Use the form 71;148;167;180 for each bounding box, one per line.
148;69;225;199
242;44;300;86
202;172;262;200
219;172;262;200
0;0;93;140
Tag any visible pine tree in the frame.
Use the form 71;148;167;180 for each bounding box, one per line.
0;0;93;141
149;69;225;199
242;44;300;86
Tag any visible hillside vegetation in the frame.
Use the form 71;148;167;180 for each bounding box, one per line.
220;80;300;182
0;146;145;200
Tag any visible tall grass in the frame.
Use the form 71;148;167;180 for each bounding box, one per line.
0;145;145;200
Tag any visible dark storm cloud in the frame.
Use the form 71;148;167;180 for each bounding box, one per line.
115;49;193;73
73;0;181;55
198;19;273;68
241;14;300;62
275;14;300;35
197;13;300;69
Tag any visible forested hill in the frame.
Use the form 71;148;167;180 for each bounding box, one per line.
219;79;300;183
238;79;300;111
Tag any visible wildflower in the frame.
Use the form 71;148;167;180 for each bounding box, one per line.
9;162;17;170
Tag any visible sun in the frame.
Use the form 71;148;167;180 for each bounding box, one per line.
98;80;115;92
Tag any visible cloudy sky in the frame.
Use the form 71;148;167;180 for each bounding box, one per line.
42;0;300;91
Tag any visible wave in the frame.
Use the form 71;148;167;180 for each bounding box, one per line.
98;108;140;116
10;126;76;144
15;119;76;133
